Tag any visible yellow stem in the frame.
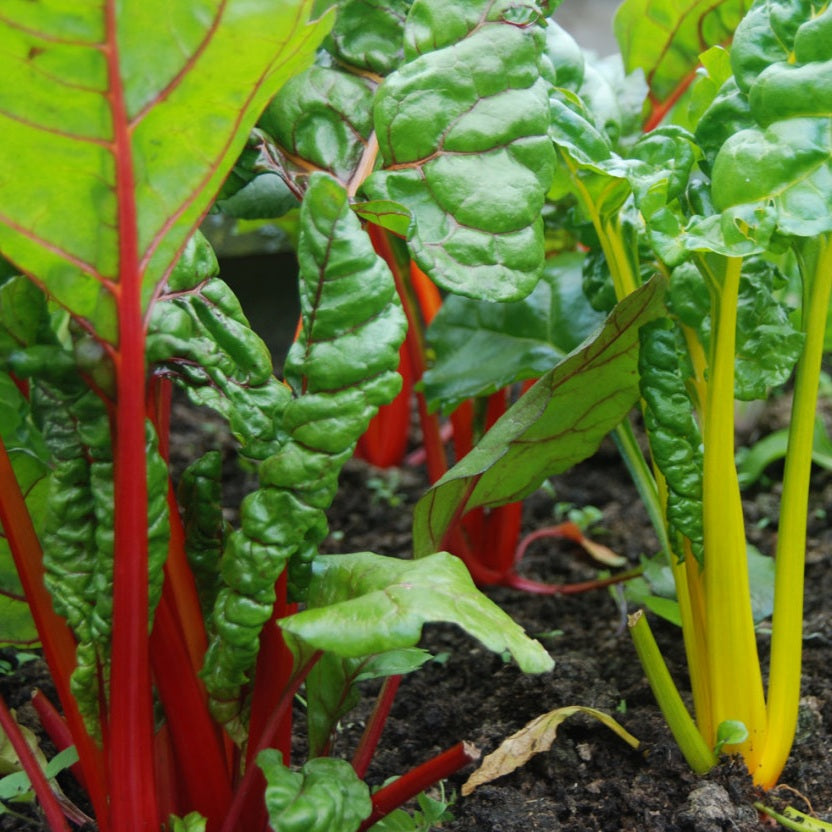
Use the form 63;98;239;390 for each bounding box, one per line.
757;235;832;788
702;255;766;769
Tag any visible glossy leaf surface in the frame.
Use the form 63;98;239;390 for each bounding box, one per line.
365;0;556;301
201;173;406;729
259;750;371;832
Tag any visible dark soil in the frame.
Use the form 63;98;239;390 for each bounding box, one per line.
4;393;832;831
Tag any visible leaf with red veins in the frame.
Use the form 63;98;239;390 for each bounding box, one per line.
0;0;333;343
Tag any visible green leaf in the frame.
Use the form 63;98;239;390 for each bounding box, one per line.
202;173;406;730
0;374;49;647
259;750;372;832
614;0;753;108
413;277;666;555
147;231;288;463
351;201;412;237
326;0;413;76
422;251;606;412
259;66;375;185
729;0;812;94
711;118;832;238
167;813;208;832
0;0;332;342
736;416;832;489
639;319;705;561
280;551;553;675
364;0;556;301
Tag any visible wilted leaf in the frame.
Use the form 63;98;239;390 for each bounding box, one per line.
462;705;640;795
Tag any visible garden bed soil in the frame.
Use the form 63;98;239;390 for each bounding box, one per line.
3;395;832;831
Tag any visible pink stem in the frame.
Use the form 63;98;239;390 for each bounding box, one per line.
358;742;479;832
352;674;403;779
105;0;158;825
219;651;323;832
0;693;71;832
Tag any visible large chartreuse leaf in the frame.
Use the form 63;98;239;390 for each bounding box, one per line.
280;551;553;674
0;1;332;342
422;252;605;412
413;277;665;556
364;0;556;301
614;0;752;115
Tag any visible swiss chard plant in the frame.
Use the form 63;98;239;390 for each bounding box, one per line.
0;2;571;830
416;0;832;816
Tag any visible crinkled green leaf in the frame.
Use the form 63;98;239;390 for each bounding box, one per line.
147;231;288;463
669;257;803;399
614;0;752;108
259;67;375;185
327;0;412;75
177;451;227;620
34;386;169;737
214;135;300;220
201;173;406;732
306;648;431;757
639;319;704;561
412;277;665;555
422;252;605;412
729;0;811;94
259;751;371;832
0;0;333;343
280;552;553;674
364;0;556;301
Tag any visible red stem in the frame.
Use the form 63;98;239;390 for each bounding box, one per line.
0;439;109;827
219;651;323;832
0;693;71;832
31;691;87;793
357;741;479;832
502;567;643;595
352;674;403;779
366;225;450;485
105;0;158;825
151;588;232;828
241;572;297;832
644;67;698;132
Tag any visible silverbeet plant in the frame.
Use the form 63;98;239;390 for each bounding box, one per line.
0;2;565;831
415;0;832;818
